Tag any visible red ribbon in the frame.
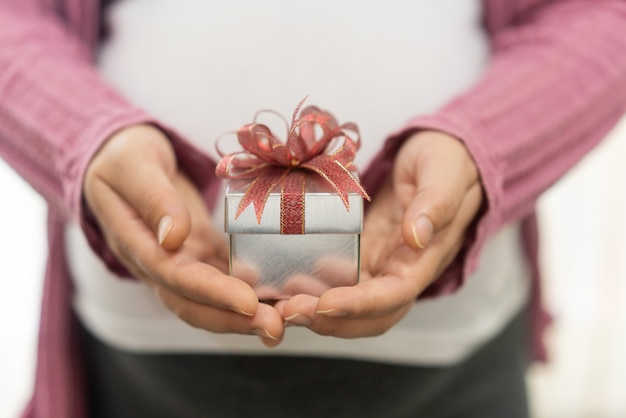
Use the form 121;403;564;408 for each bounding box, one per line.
216;97;371;234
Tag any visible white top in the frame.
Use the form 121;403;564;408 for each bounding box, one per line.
67;0;530;365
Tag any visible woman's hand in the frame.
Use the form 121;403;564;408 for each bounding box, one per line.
83;124;283;346
278;131;483;337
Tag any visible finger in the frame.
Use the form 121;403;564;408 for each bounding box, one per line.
254;285;285;301
109;158;190;251
286;182;484;338
317;273;418;318
313;256;360;287
278;256;361;301
396;139;480;250
360;177;404;276
231;259;260;287
311;185;483;321
385;183;484;283
282;294;411;338
282;274;331;297
429;183;483;278
156;286;284;346
173;173;229;271
88;178;259;316
88;125;191;250
282;273;417;322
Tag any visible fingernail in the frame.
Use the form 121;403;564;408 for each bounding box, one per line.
316;308;348;317
157;215;173;246
253;328;278;341
284;313;312;327
231;306;254;317
412;215;433;249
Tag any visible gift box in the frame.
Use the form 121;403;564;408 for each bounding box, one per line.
225;175;363;300
216;98;370;300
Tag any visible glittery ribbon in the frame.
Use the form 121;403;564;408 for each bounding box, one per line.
216;97;370;234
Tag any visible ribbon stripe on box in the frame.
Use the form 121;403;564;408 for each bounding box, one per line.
216;97;370;235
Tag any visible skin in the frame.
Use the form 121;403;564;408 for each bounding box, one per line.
83;124;482;346
278;130;483;336
84;124;284;347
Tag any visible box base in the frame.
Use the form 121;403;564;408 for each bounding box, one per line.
230;234;359;300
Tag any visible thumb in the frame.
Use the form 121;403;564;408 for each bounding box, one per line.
395;132;478;250
89;124;192;251
401;187;461;250
134;166;192;251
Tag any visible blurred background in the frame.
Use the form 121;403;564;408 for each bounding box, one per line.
0;118;625;418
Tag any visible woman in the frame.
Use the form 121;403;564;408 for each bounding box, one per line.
1;1;626;416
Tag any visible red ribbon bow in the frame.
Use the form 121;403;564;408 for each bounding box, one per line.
216;97;371;234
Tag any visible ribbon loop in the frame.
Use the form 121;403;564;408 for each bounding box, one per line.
216;97;370;234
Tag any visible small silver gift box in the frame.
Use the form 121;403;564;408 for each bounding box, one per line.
224;175;363;300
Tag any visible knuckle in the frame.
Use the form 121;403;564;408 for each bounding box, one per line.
315;326;333;337
138;188;166;224
430;190;458;227
316;321;341;337
155;255;186;290
106;235;131;259
174;305;200;329
366;325;388;338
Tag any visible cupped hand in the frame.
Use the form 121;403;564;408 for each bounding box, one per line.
83;124;283;346
278;130;483;337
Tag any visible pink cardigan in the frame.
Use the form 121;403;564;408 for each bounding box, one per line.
2;1;626;416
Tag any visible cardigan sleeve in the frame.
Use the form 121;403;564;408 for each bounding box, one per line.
0;2;219;276
361;0;626;296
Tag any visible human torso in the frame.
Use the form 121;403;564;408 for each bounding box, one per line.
67;0;530;365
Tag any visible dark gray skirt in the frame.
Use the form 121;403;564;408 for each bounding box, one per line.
80;309;530;418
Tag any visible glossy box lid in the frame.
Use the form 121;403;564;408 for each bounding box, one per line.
224;174;364;234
